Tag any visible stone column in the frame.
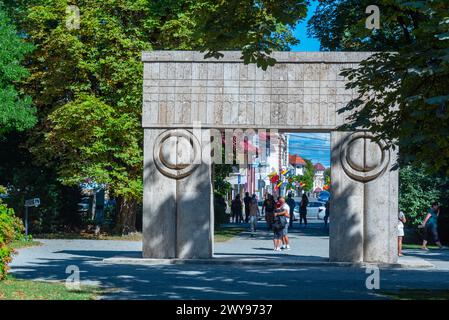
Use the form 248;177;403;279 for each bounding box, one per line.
330;131;398;263
143;128;213;259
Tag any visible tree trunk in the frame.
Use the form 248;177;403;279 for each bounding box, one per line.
115;196;137;235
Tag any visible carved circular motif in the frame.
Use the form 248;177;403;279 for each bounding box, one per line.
340;132;390;182
153;129;201;179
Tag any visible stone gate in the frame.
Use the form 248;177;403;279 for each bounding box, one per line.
142;51;398;264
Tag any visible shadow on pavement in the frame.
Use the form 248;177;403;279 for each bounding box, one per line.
11;248;449;300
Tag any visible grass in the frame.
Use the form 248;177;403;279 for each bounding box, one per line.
29;227;246;244
33;232;142;241
34;229;244;243
381;289;449;300
0;277;101;300
10;239;42;249
214;227;246;242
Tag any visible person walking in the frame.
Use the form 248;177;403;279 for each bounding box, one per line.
231;195;243;223
262;194;276;230
286;193;296;228
398;210;406;256
421;202;445;250
248;194;259;237
324;200;330;227
299;193;309;227
243;192;251;223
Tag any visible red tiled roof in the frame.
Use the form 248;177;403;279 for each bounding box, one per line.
289;154;306;166
314;163;325;171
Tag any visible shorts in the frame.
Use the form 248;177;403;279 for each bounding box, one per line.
283;224;289;236
425;224;439;243
273;228;283;240
398;225;404;237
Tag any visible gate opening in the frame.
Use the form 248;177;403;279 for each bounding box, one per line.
213;131;331;262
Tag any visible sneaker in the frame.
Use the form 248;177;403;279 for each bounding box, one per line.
421;247;429;251
274;247;281;251
280;245;286;250
285;245;291;250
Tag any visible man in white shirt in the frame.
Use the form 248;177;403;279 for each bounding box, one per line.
275;197;291;251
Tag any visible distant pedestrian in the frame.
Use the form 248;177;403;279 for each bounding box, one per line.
421;202;445;250
299;193;309;227
324;200;330;227
248;194;259;236
262;194;276;230
398;211;406;256
243;192;251;223
286;193;296;228
231;195;243;223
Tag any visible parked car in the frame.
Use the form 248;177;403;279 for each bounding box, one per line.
294;201;326;220
318;191;330;202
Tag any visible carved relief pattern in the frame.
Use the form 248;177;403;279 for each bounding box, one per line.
153;129;201;179
340;132;390;182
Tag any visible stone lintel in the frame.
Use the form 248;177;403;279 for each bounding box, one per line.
142;51;375;64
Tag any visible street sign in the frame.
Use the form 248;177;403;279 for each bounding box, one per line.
25;198;40;207
24;198;40;236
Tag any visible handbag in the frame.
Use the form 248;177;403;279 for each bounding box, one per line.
274;215;287;228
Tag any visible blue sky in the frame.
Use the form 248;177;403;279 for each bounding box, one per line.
288;133;330;168
287;1;329;168
290;0;321;52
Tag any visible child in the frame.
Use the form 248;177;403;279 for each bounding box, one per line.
398;211;406;256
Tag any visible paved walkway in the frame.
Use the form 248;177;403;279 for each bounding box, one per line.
215;219;329;263
9;219;449;299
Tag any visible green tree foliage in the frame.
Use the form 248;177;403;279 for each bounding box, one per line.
400;165;449;226
0;186;25;280
44;95;143;233
0;132;82;233
309;0;449;174
300;159;315;192
0;7;35;135
285;160;315;193
193;0;306;69
1;0;307;233
308;0;419;51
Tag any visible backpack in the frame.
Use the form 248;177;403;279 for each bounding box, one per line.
272;215;287;231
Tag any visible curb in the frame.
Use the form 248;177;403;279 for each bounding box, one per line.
102;257;434;269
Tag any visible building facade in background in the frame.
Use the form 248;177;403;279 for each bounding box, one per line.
313;163;326;192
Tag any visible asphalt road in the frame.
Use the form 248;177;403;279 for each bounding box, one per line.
9;221;449;300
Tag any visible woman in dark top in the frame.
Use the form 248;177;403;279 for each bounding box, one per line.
231;195;243;223
421;202;445;250
299;193;309;226
262;194;276;230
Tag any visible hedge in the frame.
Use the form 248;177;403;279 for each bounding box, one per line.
0;201;24;280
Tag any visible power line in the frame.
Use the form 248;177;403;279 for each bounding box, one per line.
289;145;330;150
287;133;330;142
